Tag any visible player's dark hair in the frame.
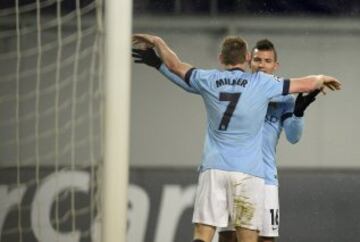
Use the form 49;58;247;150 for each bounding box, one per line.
252;39;278;61
220;36;248;65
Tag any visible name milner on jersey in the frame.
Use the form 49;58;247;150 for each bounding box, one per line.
215;78;248;88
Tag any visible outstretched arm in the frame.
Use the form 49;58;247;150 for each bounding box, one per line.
132;48;198;93
289;75;341;94
158;64;199;93
133;34;192;79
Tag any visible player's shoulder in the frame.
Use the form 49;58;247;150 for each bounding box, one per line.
192;68;221;77
253;71;282;82
283;93;296;103
186;68;220;84
193;67;219;73
255;71;275;78
270;93;295;103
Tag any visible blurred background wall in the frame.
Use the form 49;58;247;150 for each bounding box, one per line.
1;1;360;242
131;16;360;168
129;2;360;241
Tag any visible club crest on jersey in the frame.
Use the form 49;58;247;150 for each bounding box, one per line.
216;78;248;88
265;114;279;124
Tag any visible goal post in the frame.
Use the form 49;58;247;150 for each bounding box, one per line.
103;1;132;242
0;0;132;241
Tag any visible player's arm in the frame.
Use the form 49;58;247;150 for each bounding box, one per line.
282;90;320;143
158;64;199;93
293;90;321;117
288;75;341;94
260;73;340;101
282;98;304;144
283;114;304;144
133;34;193;79
132;48;198;94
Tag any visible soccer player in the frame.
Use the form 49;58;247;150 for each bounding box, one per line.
132;33;341;242
133;40;321;242
218;39;321;242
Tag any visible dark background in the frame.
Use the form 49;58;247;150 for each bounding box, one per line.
1;168;360;242
2;0;360;16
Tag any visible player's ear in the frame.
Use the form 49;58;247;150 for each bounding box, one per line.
245;51;251;62
218;53;224;65
274;61;280;71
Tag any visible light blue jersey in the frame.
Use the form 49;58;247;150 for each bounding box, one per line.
184;67;290;178
159;64;198;94
159;64;303;181
263;95;304;185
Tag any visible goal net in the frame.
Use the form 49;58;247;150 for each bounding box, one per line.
0;0;109;241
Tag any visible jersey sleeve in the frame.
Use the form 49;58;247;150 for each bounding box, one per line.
283;115;304;144
270;95;286;103
184;68;215;93
159;64;199;94
259;72;290;99
281;95;304;144
282;94;296;114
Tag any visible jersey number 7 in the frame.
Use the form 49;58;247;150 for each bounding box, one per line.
218;92;241;131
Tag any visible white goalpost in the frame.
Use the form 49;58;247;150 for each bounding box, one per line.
0;0;132;241
103;0;132;242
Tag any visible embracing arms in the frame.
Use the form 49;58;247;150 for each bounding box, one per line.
133;34;192;79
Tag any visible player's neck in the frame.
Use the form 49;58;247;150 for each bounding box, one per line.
223;63;247;72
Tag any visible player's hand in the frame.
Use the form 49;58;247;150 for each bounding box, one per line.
293;89;321;117
320;75;341;93
132;33;158;49
132;48;162;69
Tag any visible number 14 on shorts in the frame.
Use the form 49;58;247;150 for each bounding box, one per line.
270;208;279;228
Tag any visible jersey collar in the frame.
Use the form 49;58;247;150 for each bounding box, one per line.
226;67;245;72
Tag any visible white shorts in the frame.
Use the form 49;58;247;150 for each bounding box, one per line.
259;184;279;237
218;184;279;237
192;169;265;231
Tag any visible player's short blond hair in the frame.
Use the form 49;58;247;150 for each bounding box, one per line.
220;36;248;65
